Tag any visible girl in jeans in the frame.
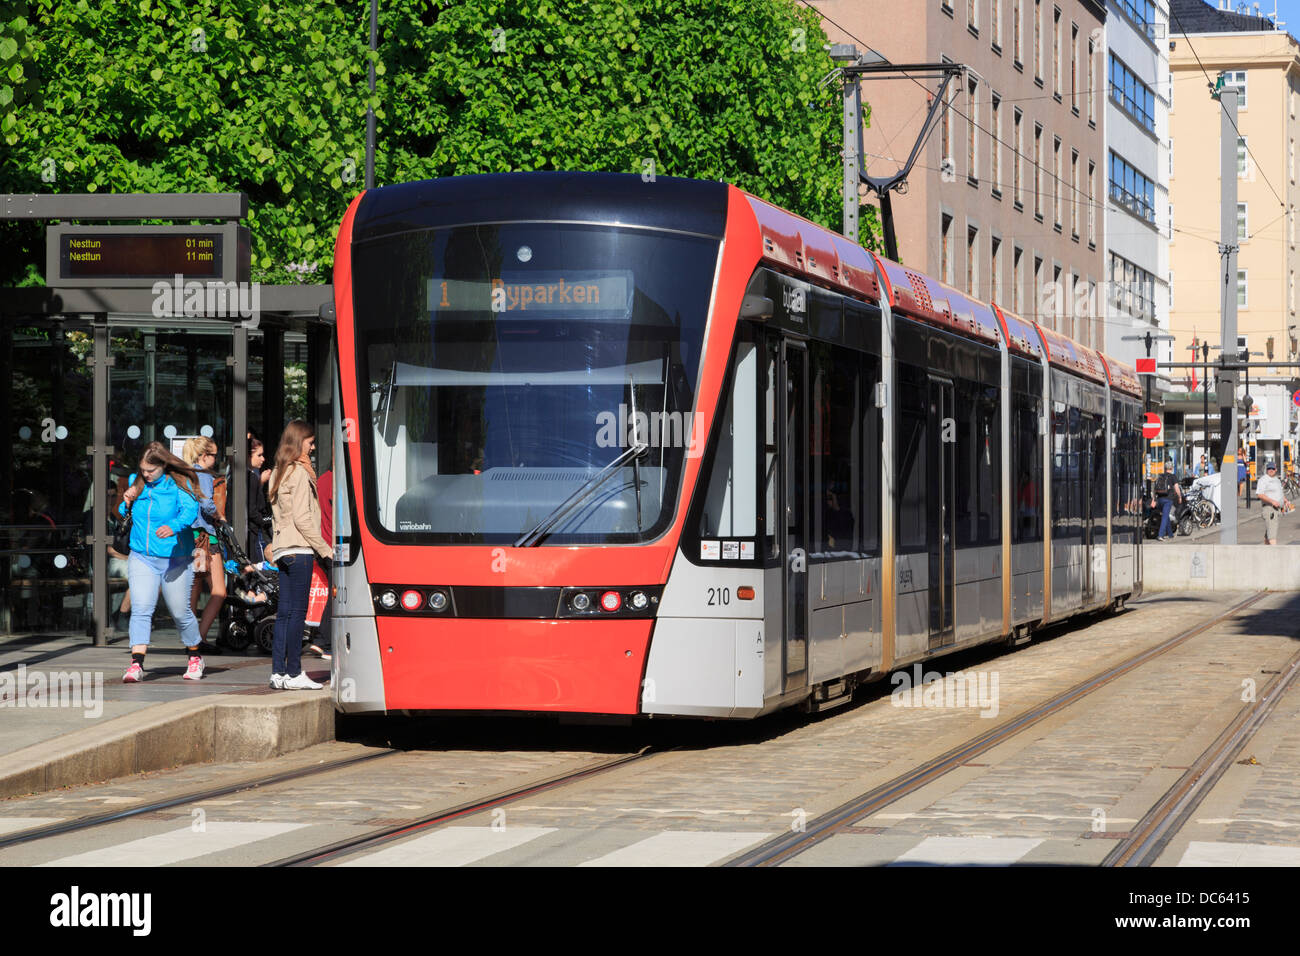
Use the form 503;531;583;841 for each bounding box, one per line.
267;420;332;690
120;442;206;682
182;436;226;648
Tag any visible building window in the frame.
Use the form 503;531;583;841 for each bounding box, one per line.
1223;70;1246;108
1169;138;1173;178
1013;108;1023;206
1237;136;1248;178
1034;0;1042;80
1169;271;1174;310
991;235;1003;303
1168;202;1174;237
1109;53;1156;134
991;93;1002;196
1237;270;1248;308
1070;23;1078;112
1109;150;1155;223
968;75;980;185
1014;0;1022;62
1087;159;1095;246
942;211;954;284
1053;264;1062;332
1110;252;1156;323
1071;271;1081;343
1070;150;1079;238
1034;123;1043;219
992;0;1002;49
1238;202;1248;241
1008;253;1021;318
1117;0;1155;33
1053;136;1062;227
1052;7;1061;98
1033;255;1044;320
1086;36;1095;123
969;0;979;32
968;224;979;296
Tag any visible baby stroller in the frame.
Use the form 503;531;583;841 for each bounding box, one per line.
214;520;279;653
214;521;326;654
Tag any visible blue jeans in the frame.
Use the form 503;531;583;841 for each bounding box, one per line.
273;553;313;676
127;552;200;648
1157;497;1173;538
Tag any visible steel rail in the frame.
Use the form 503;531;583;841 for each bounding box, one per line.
0;747;398;851
266;747;654;867
1105;645;1300;867
726;590;1270;867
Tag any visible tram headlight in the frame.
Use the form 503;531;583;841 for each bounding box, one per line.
570;592;591;612
378;589;398;610
629;590;648;610
428;590;448;611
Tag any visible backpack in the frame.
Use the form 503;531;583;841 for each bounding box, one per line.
1154;473;1172;495
212;474;227;521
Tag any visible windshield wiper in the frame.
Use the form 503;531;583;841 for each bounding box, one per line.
514;442;648;547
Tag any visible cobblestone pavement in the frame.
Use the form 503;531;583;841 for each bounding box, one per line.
1;589;1296;866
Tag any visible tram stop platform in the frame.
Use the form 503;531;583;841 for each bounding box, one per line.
1144;497;1300;591
0;635;332;800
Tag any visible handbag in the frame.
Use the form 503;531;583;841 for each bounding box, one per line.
112;507;133;555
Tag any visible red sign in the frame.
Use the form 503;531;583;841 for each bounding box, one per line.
1142;413;1162;440
1293;390;1300;408
1136;357;1157;375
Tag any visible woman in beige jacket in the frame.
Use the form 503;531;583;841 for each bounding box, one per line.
267;420;332;690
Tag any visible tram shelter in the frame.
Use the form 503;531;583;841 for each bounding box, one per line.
0;193;336;647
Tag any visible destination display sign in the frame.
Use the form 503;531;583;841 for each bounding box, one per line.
47;224;249;288
427;271;633;315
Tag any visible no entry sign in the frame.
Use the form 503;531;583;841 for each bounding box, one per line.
1142;413;1162;440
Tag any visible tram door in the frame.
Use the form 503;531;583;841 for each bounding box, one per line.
928;377;956;649
780;339;809;693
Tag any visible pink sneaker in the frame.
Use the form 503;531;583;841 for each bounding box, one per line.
183;656;205;680
123;662;145;683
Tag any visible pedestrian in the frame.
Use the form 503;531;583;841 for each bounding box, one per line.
267;420;332;690
119;442;205;682
246;436;272;562
1256;460;1286;545
181;437;227;649
1238;448;1248;498
1153;467;1181;540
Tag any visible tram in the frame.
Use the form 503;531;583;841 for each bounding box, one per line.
327;172;1144;718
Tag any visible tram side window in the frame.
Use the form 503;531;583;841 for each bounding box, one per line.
954;373;1001;549
1089;411;1107;525
696;341;758;539
764;344;779;560
811;342;860;556
860;352;881;554
896;365;928;552
1012;383;1043;544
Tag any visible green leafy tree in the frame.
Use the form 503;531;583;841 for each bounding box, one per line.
1;0;879;288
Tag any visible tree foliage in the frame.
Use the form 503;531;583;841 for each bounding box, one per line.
1;0;879;287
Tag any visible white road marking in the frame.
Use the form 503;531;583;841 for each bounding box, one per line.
39;822;308;867
890;836;1044;866
578;831;770;867
0;817;60;835
340;826;555;867
1178;841;1300;867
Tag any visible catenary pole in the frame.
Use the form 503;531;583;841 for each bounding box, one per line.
1219;83;1239;545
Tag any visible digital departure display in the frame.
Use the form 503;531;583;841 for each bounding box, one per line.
59;232;224;280
427;272;633;315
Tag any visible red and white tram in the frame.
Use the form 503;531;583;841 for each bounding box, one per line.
326;172;1144;718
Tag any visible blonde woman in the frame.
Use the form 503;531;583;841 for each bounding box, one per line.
181;436;227;647
267;420;332;690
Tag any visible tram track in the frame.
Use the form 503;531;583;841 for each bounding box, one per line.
725;589;1271;867
1104;644;1300;867
264;747;656;866
0;747;400;851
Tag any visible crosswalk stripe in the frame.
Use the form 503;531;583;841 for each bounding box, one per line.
340;827;556;867
1178;841;1300;867
578;831;769;867
890;836;1044;866
39;822;308;867
0;818;60;836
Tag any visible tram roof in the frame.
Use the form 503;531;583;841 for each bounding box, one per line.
1034;322;1109;386
350;172;730;244
1098;353;1143;398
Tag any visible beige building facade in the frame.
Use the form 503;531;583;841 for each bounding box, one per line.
1168;19;1300;451
813;0;1107;345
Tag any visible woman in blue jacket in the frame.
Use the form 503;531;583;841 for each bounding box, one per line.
118;442;206;683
